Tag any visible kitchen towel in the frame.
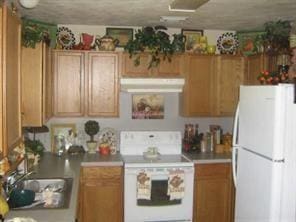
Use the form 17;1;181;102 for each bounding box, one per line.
167;169;185;200
137;171;151;200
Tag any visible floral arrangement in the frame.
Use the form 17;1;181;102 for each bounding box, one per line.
257;70;289;84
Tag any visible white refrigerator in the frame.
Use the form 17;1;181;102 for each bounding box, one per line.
232;84;296;222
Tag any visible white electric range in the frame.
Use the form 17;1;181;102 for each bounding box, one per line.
120;131;194;222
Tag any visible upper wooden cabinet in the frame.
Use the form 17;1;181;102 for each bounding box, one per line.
0;6;22;157
22;42;53;126
179;54;215;116
180;54;246;117
53;51;85;117
53;51;119;117
121;52;183;77
245;53;269;85
87;52;119;117
214;55;246;116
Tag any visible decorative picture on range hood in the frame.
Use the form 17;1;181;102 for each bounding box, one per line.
132;94;164;119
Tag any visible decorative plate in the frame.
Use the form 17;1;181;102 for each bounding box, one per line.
217;32;239;54
56;27;75;49
98;127;117;148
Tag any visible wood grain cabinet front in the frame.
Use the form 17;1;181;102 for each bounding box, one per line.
193;163;234;222
53;51;119;117
77;166;123;222
22;42;53;126
0;6;22;157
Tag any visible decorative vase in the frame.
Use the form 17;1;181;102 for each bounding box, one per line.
82;33;94;50
86;141;97;154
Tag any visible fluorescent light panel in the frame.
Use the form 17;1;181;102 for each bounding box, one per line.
169;0;210;12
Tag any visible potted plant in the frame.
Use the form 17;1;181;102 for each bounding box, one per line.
84;120;100;153
262;20;291;55
124;26;185;69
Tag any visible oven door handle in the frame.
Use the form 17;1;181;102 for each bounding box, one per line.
125;168;194;175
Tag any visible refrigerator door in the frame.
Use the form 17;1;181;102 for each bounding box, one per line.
235;148;283;222
239;85;293;160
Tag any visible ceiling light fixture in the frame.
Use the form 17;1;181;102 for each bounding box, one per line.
169;0;210;12
19;0;40;9
160;16;189;22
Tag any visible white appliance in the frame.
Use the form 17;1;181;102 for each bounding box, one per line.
121;131;194;222
120;78;185;93
232;84;296;222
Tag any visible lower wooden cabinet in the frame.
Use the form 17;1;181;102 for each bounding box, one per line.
77;166;123;222
193;163;234;222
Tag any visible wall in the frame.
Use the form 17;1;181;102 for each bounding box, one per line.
35;93;233;152
58;24;236;53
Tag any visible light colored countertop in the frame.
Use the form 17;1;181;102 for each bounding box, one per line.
6;152;123;222
183;152;232;164
6;151;230;221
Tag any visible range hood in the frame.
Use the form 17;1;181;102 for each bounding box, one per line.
120;78;185;93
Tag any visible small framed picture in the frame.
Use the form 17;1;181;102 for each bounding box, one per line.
132;94;164;119
181;29;204;52
237;31;265;56
106;27;133;47
51;123;76;153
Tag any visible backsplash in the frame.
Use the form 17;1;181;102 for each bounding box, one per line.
33;92;233;152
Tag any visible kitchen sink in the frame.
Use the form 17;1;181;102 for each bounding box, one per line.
11;177;73;210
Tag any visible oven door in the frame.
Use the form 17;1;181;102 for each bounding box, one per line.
124;165;194;222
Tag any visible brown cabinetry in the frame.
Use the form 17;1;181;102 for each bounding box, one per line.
0;6;22;156
77;166;123;222
22;42;53;126
179;54;215;116
53;51;119;117
245;53;269;85
193;163;234;222
121;52;183;77
180;54;246;117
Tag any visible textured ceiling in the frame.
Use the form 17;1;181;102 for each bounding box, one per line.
14;0;296;31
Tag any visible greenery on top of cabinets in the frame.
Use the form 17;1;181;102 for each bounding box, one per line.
124;26;185;69
262;20;291;55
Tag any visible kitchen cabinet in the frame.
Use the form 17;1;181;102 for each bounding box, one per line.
193;163;234;222
53;51;119;117
121;52;183;77
87;52;119;116
180;54;246;117
77;166;123;222
214;55;246;116
245;53;269;85
22;42;53;126
0;5;22;157
179;54;215;116
53;51;85;117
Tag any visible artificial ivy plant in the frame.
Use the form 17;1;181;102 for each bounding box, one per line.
124;26;185;69
262;20;291;55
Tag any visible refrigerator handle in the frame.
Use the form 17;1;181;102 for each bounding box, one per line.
232;103;239;146
232;146;237;187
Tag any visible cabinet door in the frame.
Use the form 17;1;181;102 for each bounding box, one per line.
78;167;123;222
154;54;182;77
43;44;53;122
194;163;234;222
53;51;85;116
121;52;151;77
87;52;119;116
180;55;215;116
246;53;268;85
1;6;22;156
215;56;245;116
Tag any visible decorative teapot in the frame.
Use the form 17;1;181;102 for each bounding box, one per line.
95;35;119;51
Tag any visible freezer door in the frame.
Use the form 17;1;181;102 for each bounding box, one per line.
235;148;283;222
239;85;293;160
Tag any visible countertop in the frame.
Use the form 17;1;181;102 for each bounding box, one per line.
6;151;231;221
6;152;123;222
